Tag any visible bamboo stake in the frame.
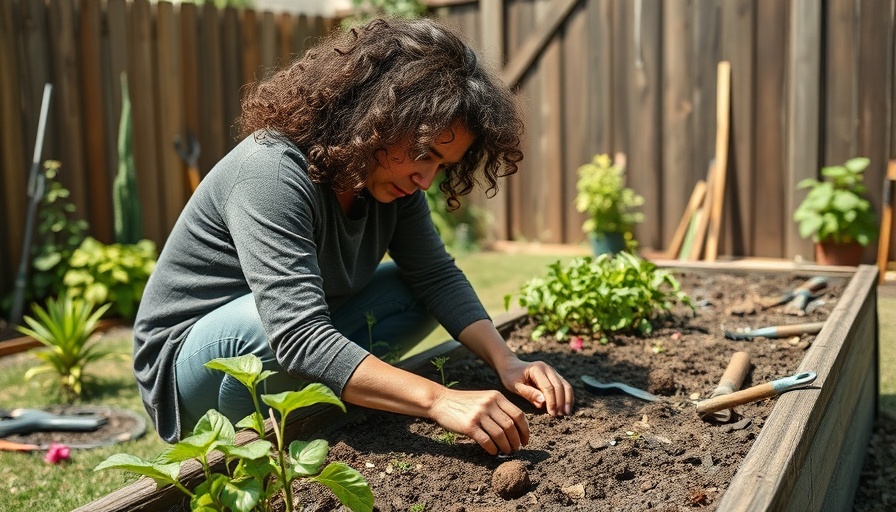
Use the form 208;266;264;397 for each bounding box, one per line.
666;180;708;259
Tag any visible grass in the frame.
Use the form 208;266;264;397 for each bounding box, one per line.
0;247;893;511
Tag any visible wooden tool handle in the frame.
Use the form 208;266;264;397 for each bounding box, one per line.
773;322;825;337
697;382;777;416
713;351;751;396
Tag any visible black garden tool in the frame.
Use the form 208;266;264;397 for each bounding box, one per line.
723;321;825;341
0;408;106;438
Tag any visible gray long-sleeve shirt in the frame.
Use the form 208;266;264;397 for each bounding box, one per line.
134;133;488;442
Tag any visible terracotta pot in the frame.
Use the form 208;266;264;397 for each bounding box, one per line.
815;241;865;266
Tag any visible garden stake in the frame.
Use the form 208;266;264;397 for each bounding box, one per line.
9;83;53;327
704;351;751;422
723;321;825;341
696;371;817;418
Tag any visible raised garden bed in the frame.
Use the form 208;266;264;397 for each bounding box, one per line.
77;262;879;511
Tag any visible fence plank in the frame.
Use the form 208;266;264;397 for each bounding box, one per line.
260;10;278;73
534;0;564;243
0;0;28;296
753;0;788;258
662;0;695;253
156;1;187;235
824;0;859;164
857;0;894;266
222;7;243;151
180;1;202;177
106;0;129;192
200;3;227;173
20;0;55;165
561;0;592;243
509;0;539;241
721;0;755;257
76;0;113;242
786;0;822;260
623;0;662;250
129;0;162;243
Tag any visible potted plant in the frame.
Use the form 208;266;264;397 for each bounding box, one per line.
574;153;644;255
793;157;878;265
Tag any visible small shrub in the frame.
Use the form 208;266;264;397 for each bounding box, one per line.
15;295;114;402
793;156;878;246
506;252;693;343
62;236;157;319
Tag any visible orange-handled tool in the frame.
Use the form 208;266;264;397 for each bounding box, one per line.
696;371;817;418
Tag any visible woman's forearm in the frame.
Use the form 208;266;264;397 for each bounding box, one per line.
456;318;518;373
341;355;442;417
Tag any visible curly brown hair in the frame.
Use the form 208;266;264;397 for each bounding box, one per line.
238;17;524;208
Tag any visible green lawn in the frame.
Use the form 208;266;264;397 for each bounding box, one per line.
0;248;893;511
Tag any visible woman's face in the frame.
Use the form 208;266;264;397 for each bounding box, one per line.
365;120;475;203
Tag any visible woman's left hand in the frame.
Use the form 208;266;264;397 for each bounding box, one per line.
496;357;575;417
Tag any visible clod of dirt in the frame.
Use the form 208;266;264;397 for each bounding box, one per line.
491;460;530;499
648;367;677;395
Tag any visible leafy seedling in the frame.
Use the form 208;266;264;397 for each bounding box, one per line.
430;356;457;388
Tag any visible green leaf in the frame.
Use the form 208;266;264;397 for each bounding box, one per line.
221;440;272;461
311;462;374;512
289;439;328;476
205;355;273;390
262;383;345;419
218;476;263;512
94;453;181;486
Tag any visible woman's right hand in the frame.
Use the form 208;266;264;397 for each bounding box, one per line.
428;387;529;455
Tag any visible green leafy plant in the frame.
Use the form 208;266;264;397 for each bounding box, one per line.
95;354;373;512
62;236;157;319
793;157;878;246
409;503;426;512
430;356;457;388
344;0;427;26
15;295;114;402
505;252;693;343
425;174;488;254
575;154;644;235
24;160;90;306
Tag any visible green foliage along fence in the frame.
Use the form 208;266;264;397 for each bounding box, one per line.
1;0;895;305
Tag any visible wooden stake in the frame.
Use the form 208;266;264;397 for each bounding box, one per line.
705;61;731;262
877;160;896;283
688;160;717;261
666;180;708;259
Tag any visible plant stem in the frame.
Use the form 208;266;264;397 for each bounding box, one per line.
269;408;295;512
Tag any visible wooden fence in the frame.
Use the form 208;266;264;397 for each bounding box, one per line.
1;0;895;302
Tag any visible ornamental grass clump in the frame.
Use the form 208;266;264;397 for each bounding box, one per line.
16;295;115;402
506;252;693;343
95;354;373;512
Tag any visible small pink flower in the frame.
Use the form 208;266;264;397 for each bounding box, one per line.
671;332;683;341
569;336;584;352
44;443;70;464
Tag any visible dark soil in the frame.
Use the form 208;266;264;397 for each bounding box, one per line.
287;271;888;511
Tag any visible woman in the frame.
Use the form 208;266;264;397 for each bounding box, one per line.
133;17;574;456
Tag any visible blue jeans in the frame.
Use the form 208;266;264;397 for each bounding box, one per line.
173;261;438;434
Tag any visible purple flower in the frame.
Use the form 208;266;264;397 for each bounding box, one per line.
44;443;71;464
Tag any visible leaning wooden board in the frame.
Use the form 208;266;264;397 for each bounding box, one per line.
76;262;879;512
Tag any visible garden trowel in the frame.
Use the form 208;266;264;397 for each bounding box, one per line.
580;375;659;402
758;276;827;311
